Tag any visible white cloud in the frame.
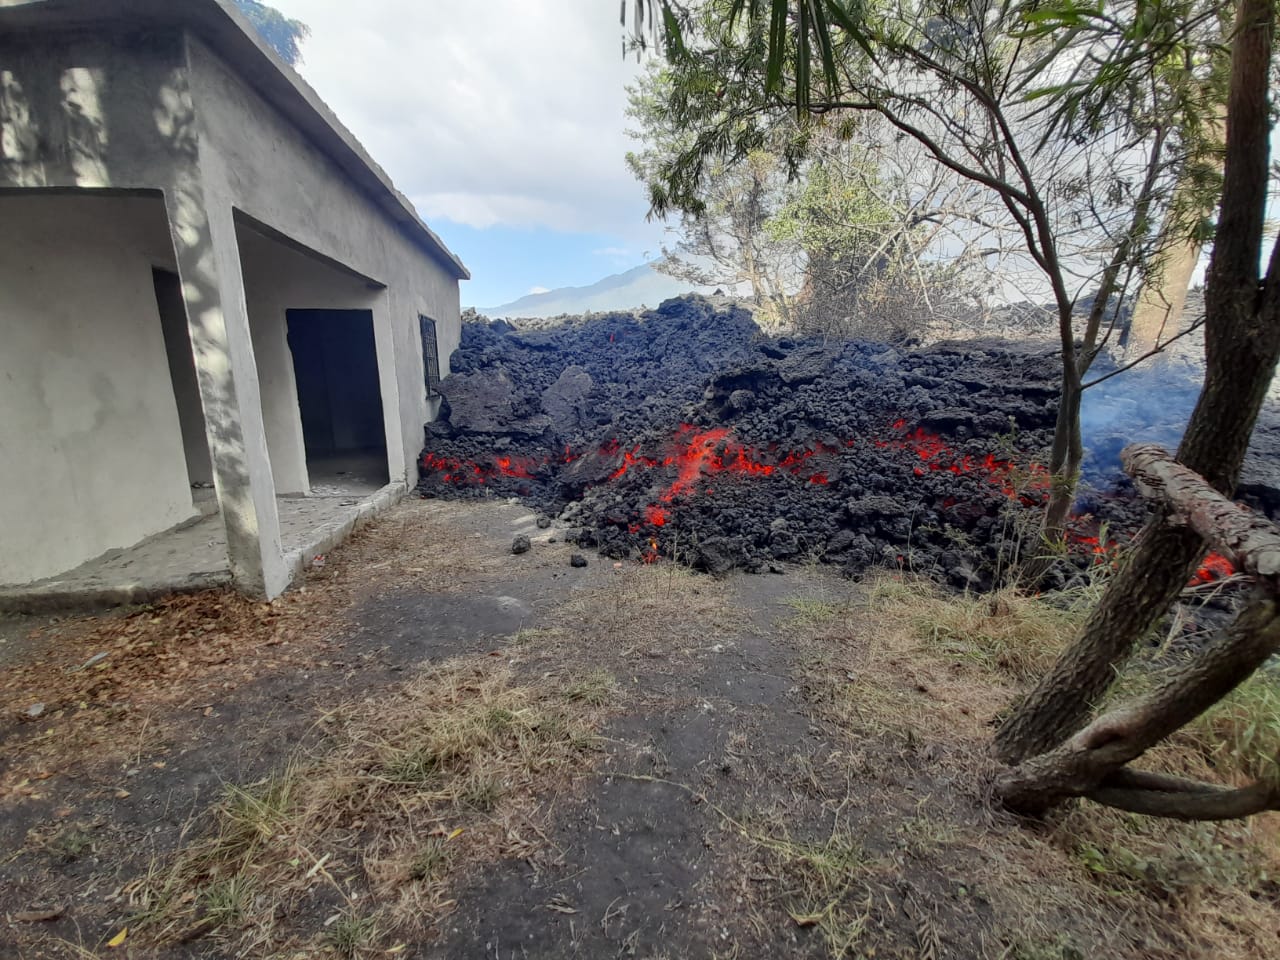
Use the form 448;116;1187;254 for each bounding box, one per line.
411;192;581;232
528;285;551;295
270;0;663;241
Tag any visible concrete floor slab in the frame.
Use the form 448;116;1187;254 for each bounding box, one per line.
0;483;406;613
278;481;406;578
306;450;389;497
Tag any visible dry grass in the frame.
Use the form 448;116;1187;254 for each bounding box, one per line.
127;655;610;956
556;562;736;658
867;576;1083;682
1047;806;1280;957
1187;668;1280;786
343;501;512;590
7;498;1279;958
740;816;875;958
624;778;880;960
789;573;1062;744
787;572;1280;959
1111;661;1280;792
783;594;859;629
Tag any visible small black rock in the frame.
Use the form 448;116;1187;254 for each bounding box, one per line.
512;535;532;555
569;554;588;568
536;516;552;529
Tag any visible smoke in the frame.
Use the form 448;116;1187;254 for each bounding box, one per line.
1078;353;1206;484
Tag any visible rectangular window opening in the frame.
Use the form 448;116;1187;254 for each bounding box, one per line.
420;315;442;397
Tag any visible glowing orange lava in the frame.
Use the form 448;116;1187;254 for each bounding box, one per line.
422;419;1240;587
420;450;545;485
645;504;669;526
1191;551;1235;585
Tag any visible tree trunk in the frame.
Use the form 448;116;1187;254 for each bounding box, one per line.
997;588;1280;815
1125;73;1225;360
996;519;1207;762
1001;442;1280;816
1040;373;1082;543
995;0;1280;767
1123;443;1280;572
1125;222;1203;359
1088;768;1280;821
1022;366;1082;585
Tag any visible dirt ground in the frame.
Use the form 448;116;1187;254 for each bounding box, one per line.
1;499;1277;959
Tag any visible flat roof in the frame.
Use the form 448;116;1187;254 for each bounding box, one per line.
0;0;470;279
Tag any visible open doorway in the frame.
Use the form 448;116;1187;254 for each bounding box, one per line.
285;309;389;495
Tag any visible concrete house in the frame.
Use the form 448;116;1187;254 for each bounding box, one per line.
0;0;467;605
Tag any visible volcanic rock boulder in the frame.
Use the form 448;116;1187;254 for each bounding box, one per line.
540;365;596;434
440;369;550;437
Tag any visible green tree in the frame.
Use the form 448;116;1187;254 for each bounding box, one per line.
630;0;1195;545
626;6;1001;340
232;0;310;67
628;87;802;328
992;0;1280;816
629;0;1280;820
768;126;999;341
1125;9;1231;358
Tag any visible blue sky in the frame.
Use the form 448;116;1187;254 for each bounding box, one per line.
432;223;668;309
269;0;672;308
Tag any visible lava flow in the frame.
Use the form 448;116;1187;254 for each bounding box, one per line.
421;451;543;485
420;417;1237;585
1191;551;1235;585
875;419;1051;500
422;418;1056;527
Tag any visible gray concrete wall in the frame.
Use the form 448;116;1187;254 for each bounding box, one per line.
0;29;196;190
0;24;462;595
154;266;215;486
184;35;461;485
0;29;292;596
236;223;386;494
0;193;196;584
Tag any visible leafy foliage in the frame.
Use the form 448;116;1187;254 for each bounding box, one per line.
232;0;311;67
768;132;994;340
626;4;997;338
625;0;1231;539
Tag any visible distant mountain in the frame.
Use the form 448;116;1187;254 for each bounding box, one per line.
474;263;721;318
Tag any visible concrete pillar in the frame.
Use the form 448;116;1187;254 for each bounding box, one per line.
164;180;289;598
370;291;407;484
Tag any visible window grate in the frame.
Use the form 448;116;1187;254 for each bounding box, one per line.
419;315;441;397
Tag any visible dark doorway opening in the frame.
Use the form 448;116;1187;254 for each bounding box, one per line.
154;268;215;507
286;309;390;494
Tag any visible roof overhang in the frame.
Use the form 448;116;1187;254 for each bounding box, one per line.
0;0;470;280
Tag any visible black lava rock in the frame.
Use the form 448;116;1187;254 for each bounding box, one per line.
413;295;1202;583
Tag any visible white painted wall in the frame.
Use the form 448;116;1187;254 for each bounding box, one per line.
0;193;197;584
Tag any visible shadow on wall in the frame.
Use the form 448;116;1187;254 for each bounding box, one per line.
1;47;276;588
1;61;112;187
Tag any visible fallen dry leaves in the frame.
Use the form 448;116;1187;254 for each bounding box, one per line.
0;587;349;801
0;501;473;802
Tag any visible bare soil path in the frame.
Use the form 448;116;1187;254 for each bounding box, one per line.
1;500;1276;959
